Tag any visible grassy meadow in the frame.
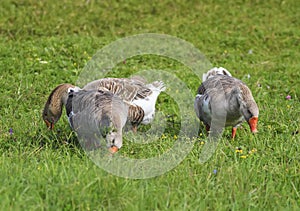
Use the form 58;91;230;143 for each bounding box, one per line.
0;0;299;210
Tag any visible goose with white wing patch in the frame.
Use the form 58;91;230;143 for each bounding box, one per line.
43;84;130;153
83;77;166;132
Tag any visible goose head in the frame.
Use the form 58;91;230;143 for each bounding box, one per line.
107;131;123;153
239;87;259;133
42;83;76;129
241;102;259;133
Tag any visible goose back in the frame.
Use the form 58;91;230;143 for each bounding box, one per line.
195;74;258;128
83;77;152;102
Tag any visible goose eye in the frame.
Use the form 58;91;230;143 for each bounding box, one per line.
247;109;253;117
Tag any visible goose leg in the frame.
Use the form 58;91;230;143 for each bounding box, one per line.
232;127;237;139
132;124;138;133
205;124;210;135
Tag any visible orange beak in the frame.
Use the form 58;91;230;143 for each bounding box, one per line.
109;146;119;154
44;120;54;130
248;116;258;133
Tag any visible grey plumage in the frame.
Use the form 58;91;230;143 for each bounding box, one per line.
42;83;130;152
83;77;165;131
194;74;259;138
66;88;128;151
83;77;152;102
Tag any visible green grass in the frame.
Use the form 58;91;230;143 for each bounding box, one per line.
0;0;300;210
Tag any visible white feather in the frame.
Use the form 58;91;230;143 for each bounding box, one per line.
68;86;81;93
202;67;232;81
133;81;165;124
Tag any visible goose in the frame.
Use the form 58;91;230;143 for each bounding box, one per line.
66;87;129;153
43;83;130;153
194;71;259;139
83;77;166;132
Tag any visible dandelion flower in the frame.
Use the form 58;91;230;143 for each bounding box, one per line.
240;155;247;159
235;147;243;153
248;148;257;155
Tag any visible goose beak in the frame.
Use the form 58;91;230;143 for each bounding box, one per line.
109;146;119;154
248;116;258;133
44;120;54;130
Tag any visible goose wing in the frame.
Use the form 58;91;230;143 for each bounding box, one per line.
83;77;151;102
